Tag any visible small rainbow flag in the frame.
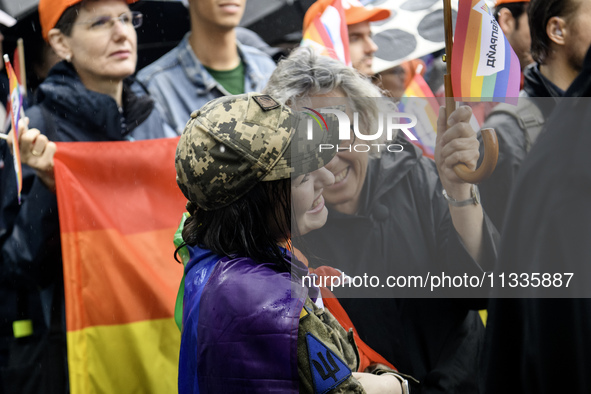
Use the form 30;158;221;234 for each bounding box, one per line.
3;54;23;203
397;70;439;159
451;0;520;102
301;0;351;66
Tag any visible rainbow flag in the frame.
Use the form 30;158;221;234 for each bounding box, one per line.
53;138;185;393
451;0;520;102
397;72;439;159
3;54;23;203
301;0;351;66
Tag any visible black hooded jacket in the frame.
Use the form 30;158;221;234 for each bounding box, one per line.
483;46;591;394
0;61;173;394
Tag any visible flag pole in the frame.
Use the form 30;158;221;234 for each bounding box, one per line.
17;38;27;98
443;0;498;184
443;0;455;120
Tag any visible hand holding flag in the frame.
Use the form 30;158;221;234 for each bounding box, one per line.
442;0;504;184
6;118;57;192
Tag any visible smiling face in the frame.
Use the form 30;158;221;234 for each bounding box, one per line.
308;90;369;216
57;0;137;87
189;0;246;30
292;167;335;236
322;140;369;216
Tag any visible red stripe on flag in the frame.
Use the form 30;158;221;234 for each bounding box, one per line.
54;138;186;234
12;48;21;84
313;18;337;55
451;0;474;97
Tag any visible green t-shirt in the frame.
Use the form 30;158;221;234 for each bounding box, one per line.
204;61;245;95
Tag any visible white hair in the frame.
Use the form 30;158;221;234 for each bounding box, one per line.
263;47;396;145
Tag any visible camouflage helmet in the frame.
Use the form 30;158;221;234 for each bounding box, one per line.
175;93;339;211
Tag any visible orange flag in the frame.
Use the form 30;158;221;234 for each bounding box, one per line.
54;138;185;393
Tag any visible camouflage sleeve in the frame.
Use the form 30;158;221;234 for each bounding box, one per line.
297;297;365;394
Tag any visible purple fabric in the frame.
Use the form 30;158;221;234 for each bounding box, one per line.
179;246;309;393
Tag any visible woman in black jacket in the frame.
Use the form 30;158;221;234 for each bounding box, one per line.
0;1;175;392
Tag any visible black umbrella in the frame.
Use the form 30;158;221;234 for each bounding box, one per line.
134;0;315;67
132;0;190;70
136;0;315;51
240;0;315;46
1;7;48;97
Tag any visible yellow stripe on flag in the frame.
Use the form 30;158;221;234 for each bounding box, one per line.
68;318;180;394
479;309;488;326
470;14;484;98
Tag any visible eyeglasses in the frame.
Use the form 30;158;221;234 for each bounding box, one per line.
75;11;143;31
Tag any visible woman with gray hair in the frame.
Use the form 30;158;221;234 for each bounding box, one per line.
265;47;384;138
264;47;499;393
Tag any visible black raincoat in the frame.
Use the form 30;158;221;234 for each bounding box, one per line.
299;137;499;393
484;47;591;394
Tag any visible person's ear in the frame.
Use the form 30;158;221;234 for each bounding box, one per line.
547;16;566;46
497;8;516;35
47;28;73;62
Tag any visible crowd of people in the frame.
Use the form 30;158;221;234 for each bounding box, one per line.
0;0;590;393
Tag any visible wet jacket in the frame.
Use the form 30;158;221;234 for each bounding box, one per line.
179;245;364;393
0;61;175;394
299;137;499;393
478;63;564;230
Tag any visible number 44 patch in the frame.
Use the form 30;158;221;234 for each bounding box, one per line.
306;333;352;394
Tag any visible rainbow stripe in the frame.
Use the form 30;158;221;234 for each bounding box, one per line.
304;107;329;131
3;55;23;203
54;138;185;393
451;0;520;102
398;73;439;159
301;0;350;65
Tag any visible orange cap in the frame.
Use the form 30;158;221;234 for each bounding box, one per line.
39;0;138;41
303;0;390;31
495;0;530;6
343;0;390;25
